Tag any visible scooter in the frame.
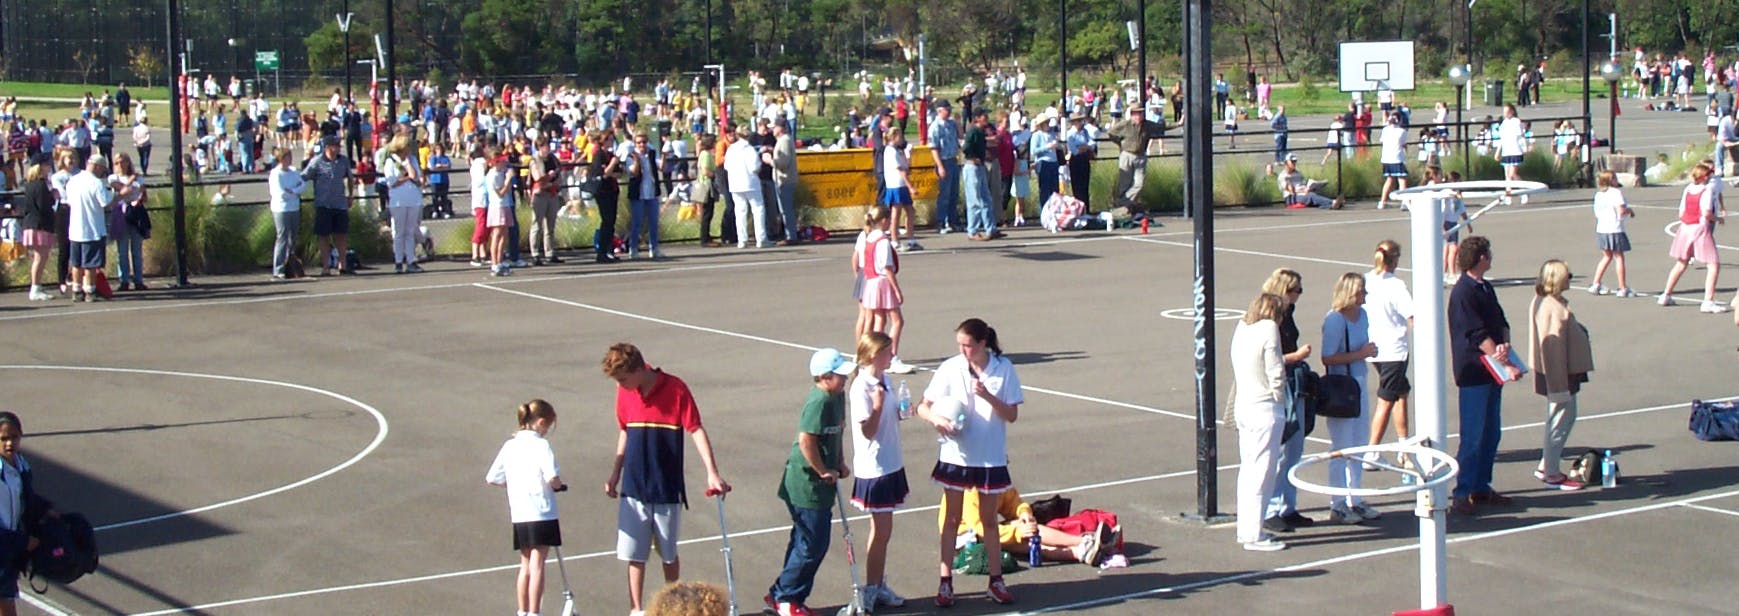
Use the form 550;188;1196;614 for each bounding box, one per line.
708;488;741;616
834;489;869;616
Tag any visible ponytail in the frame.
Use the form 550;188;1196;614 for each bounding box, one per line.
864;205;889;230
1373;239;1401;273
516;399;556;429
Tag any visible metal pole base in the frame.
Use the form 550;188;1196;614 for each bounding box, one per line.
1173;512;1235;526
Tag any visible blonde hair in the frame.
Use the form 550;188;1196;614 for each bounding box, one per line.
646;580;730;616
1244;293;1285;324
516;399;556;429
855;331;893;367
23;160;45;183
1260;268;1301;298
1596;169;1618;190
863;206;889;230
1329;272;1366;312
274;147;294;167
600;343;648;378
388;134;412;156
1372;240;1402;273
1692;162;1714;184
1534;259;1571;298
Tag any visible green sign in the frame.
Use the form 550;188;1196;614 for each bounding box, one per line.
254;51;279;71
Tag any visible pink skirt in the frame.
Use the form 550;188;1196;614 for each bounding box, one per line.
1669;222;1718;265
859;276;901;310
20;229;55;248
486;205;511;228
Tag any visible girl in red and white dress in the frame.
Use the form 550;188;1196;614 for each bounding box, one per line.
858;207;915;374
1659;162;1726;313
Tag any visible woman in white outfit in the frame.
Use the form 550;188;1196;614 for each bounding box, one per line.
1321;272;1383;524
1231;293;1289;552
724;126;768;248
383;134;425;273
268;148;304;279
1363;241;1414;468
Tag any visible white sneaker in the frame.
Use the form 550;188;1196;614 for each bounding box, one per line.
905;240;924;251
1242;537;1287;552
1702;300;1730;313
888;358;917;374
1351;503;1383;520
27;290;51;301
1615;287;1636;298
874;582;907;607
1329;506;1365;525
1586;283;1607;295
1361;451;1382;472
1443;273;1458;286
1659;294;1677;307
651;249;667;260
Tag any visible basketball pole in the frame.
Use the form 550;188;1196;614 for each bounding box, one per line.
1408;193;1450;610
1184;0;1225;522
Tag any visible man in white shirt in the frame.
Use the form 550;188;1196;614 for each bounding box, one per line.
1377;114;1409;209
64;156;113;301
724;126;768;248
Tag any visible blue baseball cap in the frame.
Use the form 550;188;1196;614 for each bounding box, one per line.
809;348;856;378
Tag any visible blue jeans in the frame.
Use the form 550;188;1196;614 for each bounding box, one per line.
1266;372;1306;518
775;179;799;242
507;216;522;262
629;197;660;251
768;502;833;604
963;163;994;236
237;134;254;172
1036;160;1060;206
272;210;298;277
115;223;146;286
936;158;962;230
1453;384;1504;499
1273;134;1289;162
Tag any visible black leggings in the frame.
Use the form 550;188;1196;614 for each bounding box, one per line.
595;186;619;255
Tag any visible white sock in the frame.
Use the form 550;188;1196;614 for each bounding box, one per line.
83;285;95;294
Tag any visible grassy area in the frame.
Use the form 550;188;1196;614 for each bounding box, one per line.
0;81;171;101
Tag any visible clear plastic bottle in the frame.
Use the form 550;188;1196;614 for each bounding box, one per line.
897;381;912;420
1601;449;1619;488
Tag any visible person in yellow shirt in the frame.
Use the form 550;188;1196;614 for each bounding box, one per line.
937;487;1110;566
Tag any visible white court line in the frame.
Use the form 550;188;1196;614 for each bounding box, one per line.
1122;236;1383;270
0;257;826;323
23;591;79;616
1678;503;1739;519
1006;485;1739;615
473;284;1197;421
124;394;1717;615
0;366;391;533
1145;201;1591;240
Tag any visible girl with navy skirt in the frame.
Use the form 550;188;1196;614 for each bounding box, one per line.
485;400;566;616
848;331;909;609
916;318;1022;607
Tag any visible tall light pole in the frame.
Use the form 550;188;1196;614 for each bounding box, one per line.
165;0;190;287
1449;65;1470;178
1059;0;1068;99
338;5;353;103
1601;61;1620;154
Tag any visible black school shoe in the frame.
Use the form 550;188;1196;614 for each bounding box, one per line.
1262;516;1294;534
1281;511;1316;527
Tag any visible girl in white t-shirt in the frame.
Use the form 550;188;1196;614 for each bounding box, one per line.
486;150;516;276
1588;170;1636;297
857;207;913;374
484;399;566;616
1223;102;1239;148
879;128;917;251
1362;241;1414;469
848;331;910;609
917;318;1023;607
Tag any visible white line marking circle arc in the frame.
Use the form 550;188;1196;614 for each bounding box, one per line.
1159;308;1245;321
0;365;390;532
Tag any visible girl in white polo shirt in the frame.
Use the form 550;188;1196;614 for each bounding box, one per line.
485;399;566;616
848;331;910;610
917;318;1023;607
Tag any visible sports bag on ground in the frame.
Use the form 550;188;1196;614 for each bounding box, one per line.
1689;399;1739;441
28;512;98;590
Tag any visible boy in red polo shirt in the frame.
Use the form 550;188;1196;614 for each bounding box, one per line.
602;343;732;616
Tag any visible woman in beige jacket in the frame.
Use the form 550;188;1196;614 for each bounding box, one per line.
1528;260;1595;490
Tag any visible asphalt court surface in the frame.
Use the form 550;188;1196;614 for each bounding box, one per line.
6;179;1739;616
6;101;1739;615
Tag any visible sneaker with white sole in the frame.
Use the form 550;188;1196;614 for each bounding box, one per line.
1361;451;1382;472
1659;294;1676;306
874;582;907;608
1351;503;1383;520
1242;537;1288;552
1328;506;1365;525
1702;300;1730;313
888;358;917;374
1586;283;1607;295
1073;526;1102;566
1615;287;1636;298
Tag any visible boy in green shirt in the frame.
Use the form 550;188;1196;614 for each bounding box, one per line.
763;349;855;616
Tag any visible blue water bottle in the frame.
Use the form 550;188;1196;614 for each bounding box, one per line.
1601;449;1619;488
1027;534;1042;567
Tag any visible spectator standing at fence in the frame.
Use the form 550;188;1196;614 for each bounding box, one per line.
107;154;147;291
626;132;664;260
1448;235;1519;515
131;117;153;176
1065;113;1096;211
49;151;77;292
1107;106;1162;211
64;155;111;302
268;148;304;280
726;125;769;249
302;137;355;276
1030;115;1061;208
19;158;57;301
1213;73;1230;119
1496;105;1527;186
962;111;996;241
528;140;564;265
929;102;964;234
772;121;801;246
591;130;625;263
383;135;425;274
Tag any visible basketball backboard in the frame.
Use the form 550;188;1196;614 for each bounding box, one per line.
1339;41;1416;92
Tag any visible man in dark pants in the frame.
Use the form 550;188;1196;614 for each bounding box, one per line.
1064;113;1096;212
1446;236;1516;516
342;103;364;163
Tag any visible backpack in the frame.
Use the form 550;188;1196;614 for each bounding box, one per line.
1568;450;1604;486
1690;399;1739;441
28;512;98;590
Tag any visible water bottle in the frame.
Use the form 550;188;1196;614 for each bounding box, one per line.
1601;449;1619;488
1027;534;1042;568
897;381;912;420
